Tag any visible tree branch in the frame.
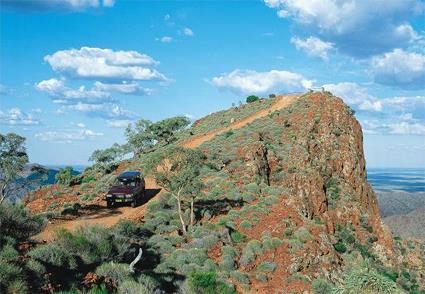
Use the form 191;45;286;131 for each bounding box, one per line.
129;247;143;272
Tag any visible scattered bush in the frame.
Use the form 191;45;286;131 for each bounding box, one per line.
334;240;347;254
188;271;235;294
258;262;277;272
312;277;333;294
55;167;75;186
240;240;262;266
96;262;132;285
246;95;259;103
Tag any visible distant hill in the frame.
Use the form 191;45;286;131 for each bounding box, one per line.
377;191;425;240
7;164;80;203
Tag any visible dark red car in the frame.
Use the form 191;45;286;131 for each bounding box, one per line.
105;171;145;208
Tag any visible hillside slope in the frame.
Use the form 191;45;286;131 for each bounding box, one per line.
24;91;425;293
31;94;299;241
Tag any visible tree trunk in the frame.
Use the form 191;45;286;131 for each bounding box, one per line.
190;198;195;228
176;191;187;235
0;183;7;205
129;248;143;272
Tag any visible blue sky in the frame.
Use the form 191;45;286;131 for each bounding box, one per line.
0;0;424;168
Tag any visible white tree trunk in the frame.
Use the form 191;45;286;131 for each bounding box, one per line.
190;198;194;228
129;248;143;272
176;191;187;235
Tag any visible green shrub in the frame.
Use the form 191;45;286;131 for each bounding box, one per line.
246;95;259;103
256;272;268;282
240;240;262;266
220;246;237;272
0;203;45;242
258;262;277;272
95;262;132;285
239;220;252;229
55;167;75;186
312;277;333;294
118;280;152;294
294;227;313;243
230;231;246;243
325;177;340;207
230;270;250;285
334;240;347;253
188;271;235;294
6;279;28;294
28;243;77;269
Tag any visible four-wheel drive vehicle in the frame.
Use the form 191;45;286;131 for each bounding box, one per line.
105;171;145;208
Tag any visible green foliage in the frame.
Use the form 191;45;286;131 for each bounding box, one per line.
333;262;401;293
246;95;259;103
0;133;29;202
240;240;262;266
230;231;246;243
29;243;78;269
325;177;341;207
230;270;250;285
0;203;45;243
55;166;75;186
95;262;132;285
239;220;252;229
188;271;236;294
89;143;125;166
294;227;313;243
220;246;237;272
334;240;347;253
312;277;333;294
258;262;277;272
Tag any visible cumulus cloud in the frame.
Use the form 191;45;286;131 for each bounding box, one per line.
1;0;114;12
211;69;313;95
0;108;40;126
264;0;424;57
93;81;152;95
183;28;194;36
371;49;425;90
58;103;135;120
291;36;334;60
0;84;8;95
322;82;382;112
361;120;425;135
159;36;173;43
44;47;167;82
36;78;112;104
35;128;104;143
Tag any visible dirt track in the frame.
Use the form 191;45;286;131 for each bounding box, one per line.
34;94;299;241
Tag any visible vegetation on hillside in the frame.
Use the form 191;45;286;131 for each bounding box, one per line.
3;92;425;293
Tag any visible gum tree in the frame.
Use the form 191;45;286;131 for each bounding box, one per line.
154;147;204;235
0;133;29;204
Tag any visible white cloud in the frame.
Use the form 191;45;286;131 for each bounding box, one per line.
361;120;425;135
1;0;114;12
36;78;111;104
371;49;425;90
31;108;43;113
0;108;40;126
35;128;104;143
159;36;173;43
59;103;135;120
164;14;171;21
76;122;86;128
322;82;382;112
93;81;152;95
264;0;424;57
44;47;167;81
183;27;194;36
106;119;133;128
211;69;313;95
291;36;334;60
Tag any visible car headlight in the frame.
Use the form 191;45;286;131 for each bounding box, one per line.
126;194;133;198
106;194;112;198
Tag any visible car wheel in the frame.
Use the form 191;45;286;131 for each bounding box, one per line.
131;198;138;208
107;201;113;208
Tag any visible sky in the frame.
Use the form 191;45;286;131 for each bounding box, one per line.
0;0;424;168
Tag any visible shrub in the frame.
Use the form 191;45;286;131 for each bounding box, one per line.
294;227;313;243
239;220;252;229
230;270;250;285
0;203;45;242
258;262;277;272
95;262;132;285
28;243;77;269
240;240;262;266
188;271;235;294
256;272;268;282
246;95;259;103
325;177;340;207
55;167;75;186
230;231;246;243
312;277;333;294
334;240;347;254
118;280;152;294
220;246;237;272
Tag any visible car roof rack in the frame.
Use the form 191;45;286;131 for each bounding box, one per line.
117;171;141;179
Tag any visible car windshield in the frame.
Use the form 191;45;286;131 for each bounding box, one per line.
113;178;137;187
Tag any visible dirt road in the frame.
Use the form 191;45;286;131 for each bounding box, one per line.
34;94;299;241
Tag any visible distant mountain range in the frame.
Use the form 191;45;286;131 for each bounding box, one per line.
8;164;80;203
